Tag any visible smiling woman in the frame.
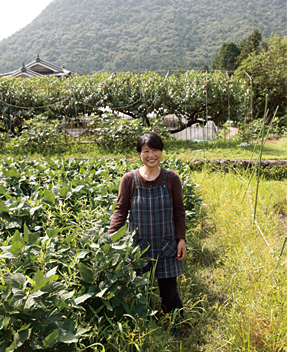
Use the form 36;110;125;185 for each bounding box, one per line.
0;0;52;41
108;133;187;334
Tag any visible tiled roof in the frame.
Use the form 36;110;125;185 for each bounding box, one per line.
0;55;73;78
1;64;42;78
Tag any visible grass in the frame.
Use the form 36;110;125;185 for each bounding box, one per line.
178;170;286;350
1;136;286;161
164;138;287;161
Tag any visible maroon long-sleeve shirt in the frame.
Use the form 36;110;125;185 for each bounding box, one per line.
108;167;186;240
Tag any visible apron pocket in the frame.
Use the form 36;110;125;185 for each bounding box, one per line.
161;237;177;258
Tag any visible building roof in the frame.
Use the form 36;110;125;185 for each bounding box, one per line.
0;54;73;78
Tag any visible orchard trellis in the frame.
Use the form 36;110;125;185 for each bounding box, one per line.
0;70;253;143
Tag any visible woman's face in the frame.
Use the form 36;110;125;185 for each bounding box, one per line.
139;144;162;168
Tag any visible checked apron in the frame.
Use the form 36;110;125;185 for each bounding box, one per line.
128;169;182;279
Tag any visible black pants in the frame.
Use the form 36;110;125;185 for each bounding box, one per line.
158;277;183;316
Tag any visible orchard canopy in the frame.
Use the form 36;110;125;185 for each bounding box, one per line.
0;70;251;135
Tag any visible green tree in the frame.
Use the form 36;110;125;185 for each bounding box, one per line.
235;35;287;121
212;42;241;71
237;28;262;64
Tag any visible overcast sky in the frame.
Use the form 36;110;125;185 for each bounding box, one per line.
0;0;53;42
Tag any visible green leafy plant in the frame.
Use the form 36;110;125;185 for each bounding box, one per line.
0;156;202;350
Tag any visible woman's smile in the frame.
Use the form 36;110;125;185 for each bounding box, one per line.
139;143;162;169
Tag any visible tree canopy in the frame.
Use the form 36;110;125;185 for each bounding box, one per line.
212;29;264;71
0;70;251;135
235;35;287;120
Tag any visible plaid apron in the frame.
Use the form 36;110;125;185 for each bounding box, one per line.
128;169;182;279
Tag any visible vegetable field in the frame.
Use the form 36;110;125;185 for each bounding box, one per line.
0;157;202;351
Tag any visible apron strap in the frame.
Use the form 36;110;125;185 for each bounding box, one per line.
163;169;168;187
132;170;139;189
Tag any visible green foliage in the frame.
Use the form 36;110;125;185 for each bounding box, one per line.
16;115;65;148
187;159;287;181
0;157;202;350
0;70;251;137
212;42;241;71
236;28;263;64
89;114;171;147
238;115;287;143
235;35;287;120
212;28;263;71
0;0;286;74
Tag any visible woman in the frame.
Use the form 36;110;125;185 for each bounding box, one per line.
108;133;186;316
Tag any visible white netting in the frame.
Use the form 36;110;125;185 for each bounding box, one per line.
172;120;219;141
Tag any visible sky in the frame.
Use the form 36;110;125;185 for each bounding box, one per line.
0;0;53;42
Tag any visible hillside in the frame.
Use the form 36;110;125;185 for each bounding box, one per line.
0;0;286;74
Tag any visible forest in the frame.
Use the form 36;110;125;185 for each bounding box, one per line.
0;0;286;74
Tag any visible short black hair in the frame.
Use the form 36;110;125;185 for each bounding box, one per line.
137;133;164;153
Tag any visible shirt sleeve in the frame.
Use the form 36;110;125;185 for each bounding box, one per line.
169;171;186;240
107;172;134;234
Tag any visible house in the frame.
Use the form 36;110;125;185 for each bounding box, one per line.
0;54;73;78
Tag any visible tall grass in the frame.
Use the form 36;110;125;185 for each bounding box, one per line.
188;170;287;351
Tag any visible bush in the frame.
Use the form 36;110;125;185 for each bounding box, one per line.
89;113;171;147
14;115;65;148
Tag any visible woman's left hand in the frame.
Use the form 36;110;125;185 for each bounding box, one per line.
177;239;187;261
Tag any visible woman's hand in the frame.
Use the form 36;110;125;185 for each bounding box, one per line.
177;239;187;261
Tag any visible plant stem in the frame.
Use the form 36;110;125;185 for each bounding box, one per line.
254;95;268;220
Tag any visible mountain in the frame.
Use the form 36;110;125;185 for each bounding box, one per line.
0;0;286;74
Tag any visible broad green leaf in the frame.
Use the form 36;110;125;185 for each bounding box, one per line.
4;168;21;179
63;318;75;333
46;228;60;239
72;185;85;192
66;231;75;245
29;232;40;244
30;205;43;215
111;200;117;212
79;263;94;283
96;287;108;298
58;330;78;344
46;266;58;277
12;230;22;244
0;317;10;330
102;300;113;311
17;323;31;333
60;291;75;301
75;327;91;337
111;224;127;243
73;294;91;305
10;241;24;256
46;275;59;282
24;223;29;243
0;185;5;194
32;270;46;293
75;251;89;260
44;189;55;203
43;329;59;348
112;252;120;266
14;324;32;348
0;251;15;259
12;289;26;307
5;339;17;352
